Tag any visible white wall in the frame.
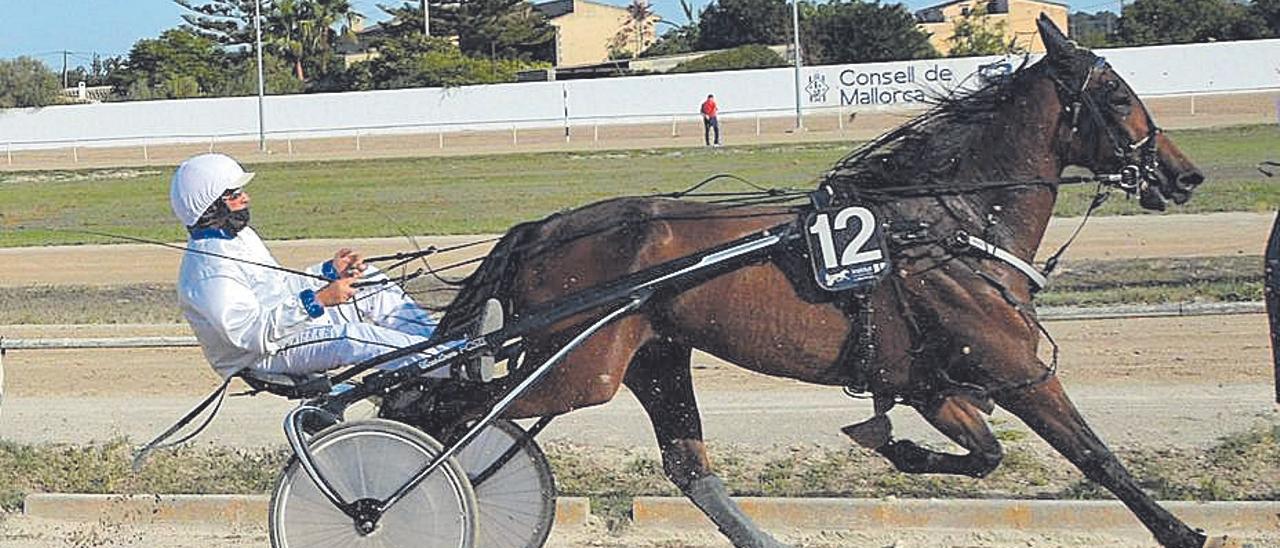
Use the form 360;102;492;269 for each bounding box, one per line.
1;39;1277;150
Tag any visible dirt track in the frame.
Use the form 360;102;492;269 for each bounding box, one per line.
2;514;1276;548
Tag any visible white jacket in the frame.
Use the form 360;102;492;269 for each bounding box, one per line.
178;227;325;379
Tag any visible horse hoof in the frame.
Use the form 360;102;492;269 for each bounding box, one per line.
841;415;891;449
1202;535;1250;548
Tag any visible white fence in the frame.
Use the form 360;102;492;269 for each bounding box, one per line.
1;39;1278;151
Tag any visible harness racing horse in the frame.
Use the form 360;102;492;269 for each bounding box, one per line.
427;17;1211;548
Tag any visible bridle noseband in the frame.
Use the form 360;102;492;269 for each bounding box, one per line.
1052;56;1164;196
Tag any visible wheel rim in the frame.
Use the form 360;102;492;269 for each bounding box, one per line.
454;420;556;548
271;420;476;548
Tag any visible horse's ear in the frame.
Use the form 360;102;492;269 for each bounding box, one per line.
1037;14;1074;60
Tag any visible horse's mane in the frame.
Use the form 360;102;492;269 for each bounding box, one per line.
434;217;544;339
821;54;1069;199
435;197;669;338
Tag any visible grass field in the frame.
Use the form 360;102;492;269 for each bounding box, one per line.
0;256;1261;325
3;424;1276;515
1;125;1277;248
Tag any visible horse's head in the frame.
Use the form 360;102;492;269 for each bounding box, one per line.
1037;15;1203;211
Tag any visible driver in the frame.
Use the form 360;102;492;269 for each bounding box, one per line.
170;153;498;383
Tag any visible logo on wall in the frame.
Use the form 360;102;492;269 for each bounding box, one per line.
806;73;830;103
978;61;1014;82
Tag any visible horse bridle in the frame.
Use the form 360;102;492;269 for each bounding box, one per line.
1052;56;1164;196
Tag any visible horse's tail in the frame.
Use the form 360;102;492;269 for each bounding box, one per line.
435;218;544;339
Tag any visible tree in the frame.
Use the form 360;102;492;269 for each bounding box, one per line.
0;57;60;108
610;0;657;59
1117;0;1267;46
173;0;260;46
696;0;790;50
456;0;556;61
108;28;231;99
62;54;122;88
269;0;358;80
803;0;935;64
1252;0;1280;38
215;52;307;96
667;44;784;73
643;25;699;57
351;33;547;89
640;0;699;57
947;4;1012;57
374;0;464;43
175;0;360;82
1070;11;1120;48
375;0;555;62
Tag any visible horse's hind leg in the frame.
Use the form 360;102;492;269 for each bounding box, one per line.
850;394;1005;478
998;376;1206;548
624;341;788;548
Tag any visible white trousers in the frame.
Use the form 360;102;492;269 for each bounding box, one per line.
253;270;459;378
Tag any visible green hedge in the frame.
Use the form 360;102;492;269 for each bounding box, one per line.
668;44;786;74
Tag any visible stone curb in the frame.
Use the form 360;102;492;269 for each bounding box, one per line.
633;497;1280;536
27;494;1280;536
23;493;591;529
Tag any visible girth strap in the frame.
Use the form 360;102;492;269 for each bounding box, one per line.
962;234;1047;290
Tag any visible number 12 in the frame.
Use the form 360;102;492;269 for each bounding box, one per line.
808;207;883;269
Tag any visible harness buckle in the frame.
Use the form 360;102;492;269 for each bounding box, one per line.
948;230;972;252
1118;165;1142;192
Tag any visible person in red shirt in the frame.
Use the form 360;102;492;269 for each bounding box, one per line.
700;94;720;146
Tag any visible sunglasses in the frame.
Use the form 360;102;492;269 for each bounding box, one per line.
223;188;246;200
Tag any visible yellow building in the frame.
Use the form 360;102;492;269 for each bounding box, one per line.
916;0;1069;55
535;0;659;66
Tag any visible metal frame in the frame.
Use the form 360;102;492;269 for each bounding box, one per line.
278;226;795;530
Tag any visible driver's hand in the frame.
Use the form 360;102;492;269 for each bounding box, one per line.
332;248;366;279
315;277;358;306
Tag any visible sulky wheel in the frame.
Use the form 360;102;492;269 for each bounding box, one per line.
269;419;478;548
454;419;557;548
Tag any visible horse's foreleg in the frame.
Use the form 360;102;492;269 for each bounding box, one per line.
856;394;1005;478
998;376;1206;548
623;341;788;548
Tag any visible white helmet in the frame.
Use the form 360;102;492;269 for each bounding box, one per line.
169;153;255;227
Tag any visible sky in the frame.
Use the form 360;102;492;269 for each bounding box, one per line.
1;0;1125;66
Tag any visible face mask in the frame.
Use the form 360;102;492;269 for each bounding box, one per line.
224;207;251;235
190;200;251;237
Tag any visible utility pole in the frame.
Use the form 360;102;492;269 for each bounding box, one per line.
62;50;68;88
254;0;267;152
791;0;803;131
423;0;430;36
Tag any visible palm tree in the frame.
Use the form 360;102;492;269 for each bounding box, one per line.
613;0;655;58
269;0;360;81
305;0;359;77
270;0;307;79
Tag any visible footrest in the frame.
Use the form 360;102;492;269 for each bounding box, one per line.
239;371;333;399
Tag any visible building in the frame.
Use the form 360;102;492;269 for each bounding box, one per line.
915;0;1069;55
534;0;659;67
